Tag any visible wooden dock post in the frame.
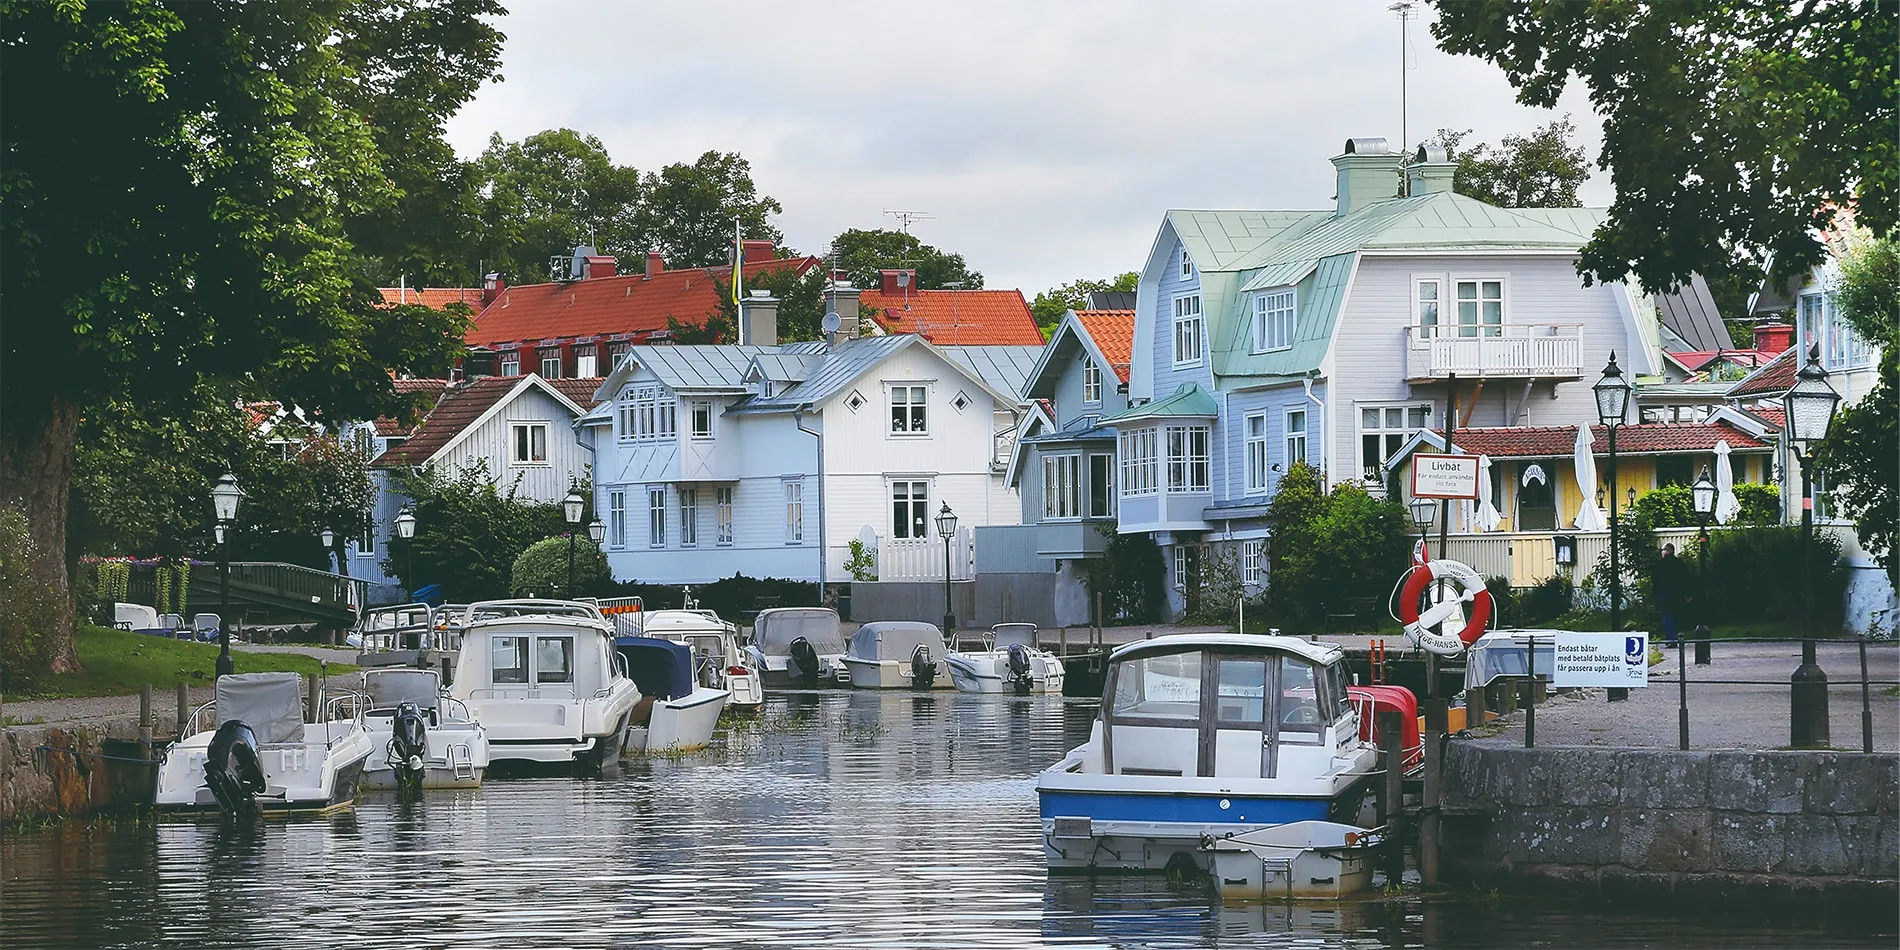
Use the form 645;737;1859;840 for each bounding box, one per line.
1467;679;1487;726
1421;655;1445;888
1378;709;1404;885
1092;592;1103;651
1059;626;1068;656
175;682;189;736
306;671;319;722
138;684;154;761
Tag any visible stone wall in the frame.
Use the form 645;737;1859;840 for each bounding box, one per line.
1440;743;1898;909
2;717;158;822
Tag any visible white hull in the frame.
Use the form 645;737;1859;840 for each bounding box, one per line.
361;719;489;790
155;721;373;814
625;687;728;753
1207;821;1378;900
467;683;640;765
943;651;1065;694
726;668;765;710
747;650;852;688
843;656;954;689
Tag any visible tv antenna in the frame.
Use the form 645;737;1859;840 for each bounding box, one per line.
1389;1;1417;156
883;209;934;236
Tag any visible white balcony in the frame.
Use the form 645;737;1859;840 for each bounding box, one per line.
1404;324;1583;381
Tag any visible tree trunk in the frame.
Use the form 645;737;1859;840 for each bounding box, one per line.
0;390;81;675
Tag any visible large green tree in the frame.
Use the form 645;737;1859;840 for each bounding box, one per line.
1424;118;1588;208
1029;272;1139;332
0;0;501;676
828;228;982;291
475;129;643;284
1429;0;1897;291
1814;236;1899;581
638;150;784;268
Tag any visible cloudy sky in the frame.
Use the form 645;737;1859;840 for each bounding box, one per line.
443;0;1610;295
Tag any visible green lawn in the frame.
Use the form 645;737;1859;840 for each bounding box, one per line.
4;625;354;701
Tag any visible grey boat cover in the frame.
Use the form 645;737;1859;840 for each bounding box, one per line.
849;622;943;662
754;607;845;655
216;672;305;744
992;623;1037;650
364;669;441;711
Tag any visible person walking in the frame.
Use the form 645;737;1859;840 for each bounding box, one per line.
1652;543;1691;644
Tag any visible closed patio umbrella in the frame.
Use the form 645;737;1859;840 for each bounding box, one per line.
1713;439;1742;524
1572;425;1607;531
1475;455;1503;531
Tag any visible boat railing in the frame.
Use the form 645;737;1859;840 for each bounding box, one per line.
1347;694;1424;774
458;599;608;627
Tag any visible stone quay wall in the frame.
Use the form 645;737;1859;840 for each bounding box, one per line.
2;717;157;823
1439;743;1898;909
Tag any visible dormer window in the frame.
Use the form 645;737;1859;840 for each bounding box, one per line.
1252;288;1296;352
1082;358;1102;405
759;379;775;398
617;384;677;442
1180;247;1193;280
539;348;563;379
500;350;520;376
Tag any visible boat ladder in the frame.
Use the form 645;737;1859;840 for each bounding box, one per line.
448;743;476;781
1259;855;1295;900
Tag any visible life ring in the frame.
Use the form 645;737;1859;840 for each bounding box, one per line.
1397;558;1493;656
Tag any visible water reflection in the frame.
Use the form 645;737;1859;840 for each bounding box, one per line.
0;692;1890;949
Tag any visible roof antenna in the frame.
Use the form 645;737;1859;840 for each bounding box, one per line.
1389;1;1416;158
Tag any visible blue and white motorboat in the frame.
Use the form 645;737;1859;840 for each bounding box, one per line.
612;636;729;753
1034;633;1379;873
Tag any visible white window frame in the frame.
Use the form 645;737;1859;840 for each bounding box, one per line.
1452;276;1505;338
499;350;520;376
1088;452;1115;518
1252;288;1297;352
1284;407;1308;469
1179;247;1193;280
784;480;804;544
358;523;376;557
1164;425;1210;493
1415;277;1443;338
1358;402;1433;482
618;384;677;443
679;488;698;547
1118;427;1158;497
608;342;630;372
647;486;667;548
889;384;928;435
574;344;598;379
608;490;626;548
1800;292;1873;370
715;486;734;546
1172;546;1189;591
1244;413;1268;495
510;422;550;465
1242;539;1264;586
690;400;713;439
539;348;563;379
1171;294;1203;367
1082;358;1102;405
891;480;931;539
1042;454;1082;520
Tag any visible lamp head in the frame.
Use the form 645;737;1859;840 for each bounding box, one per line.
934;502;958;539
1593;352;1631;427
211;473;244;523
1782;344;1842;445
563;487;585;525
394;506;417;540
1408;496;1436;529
320;527;335;549
587;518;606;544
1692;467;1716;515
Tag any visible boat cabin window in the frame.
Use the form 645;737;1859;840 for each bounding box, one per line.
1110;650;1202;722
536;637;574;684
492;636;530;684
1321;662;1346;723
1279;656;1323;742
1214;658;1267;724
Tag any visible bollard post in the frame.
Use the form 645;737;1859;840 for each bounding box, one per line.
1524;634;1537;749
1860;638;1873;754
1421;656;1444;889
1093;592;1103;651
1694;624;1711;665
139;684;154;760
176;682;190;736
1678;635;1689;750
1467;679;1487;727
1378;710;1405;886
306;671;319;722
1059;626;1068;657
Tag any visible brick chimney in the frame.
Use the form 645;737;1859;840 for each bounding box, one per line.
585;254;617;279
827;281;862;343
1753;321;1793;354
481;273;506;308
645;251;664;278
741;239;777;266
741;289;779;347
1332;137;1403;217
879;269;917;296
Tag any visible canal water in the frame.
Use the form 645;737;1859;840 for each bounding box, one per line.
1;692;1889;948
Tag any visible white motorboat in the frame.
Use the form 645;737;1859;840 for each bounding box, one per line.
842;621;951;689
744;606;850;687
1035;633;1384;873
1204;820;1380;900
945;623;1066;694
613;636;729;753
354;667;489;790
639;609;763;710
154;672;373;815
449;600;641;767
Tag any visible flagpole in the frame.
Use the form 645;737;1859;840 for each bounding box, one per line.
733;216;744;344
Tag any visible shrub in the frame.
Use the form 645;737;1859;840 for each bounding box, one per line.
0;508;61;691
1688;525;1847;631
1183;543;1245;626
1631;484;1695;528
1733;482;1782;525
1270;479;1412;622
387;462;590;601
1483;575;1519;628
1521;574;1574;625
607;573;819;623
1085;523;1167;624
844;539;877;582
510;535;611;598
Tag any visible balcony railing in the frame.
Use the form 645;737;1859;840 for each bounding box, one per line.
1404;324;1583;380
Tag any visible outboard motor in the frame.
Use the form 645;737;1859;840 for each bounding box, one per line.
203;720;266;815
1005;643;1034;696
389;701;429;792
910;644;938;688
788;636;822;687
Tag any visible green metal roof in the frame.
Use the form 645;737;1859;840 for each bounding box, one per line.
1102;382;1218;424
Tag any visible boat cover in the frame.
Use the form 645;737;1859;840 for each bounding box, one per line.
754;608;845;654
216;672;305;744
992;623;1036;650
849;622;943;662
616;636;693;700
364;669;441;711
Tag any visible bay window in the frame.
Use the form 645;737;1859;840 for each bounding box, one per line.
1165;425;1210;492
1042;454;1081;520
1118;428;1158;497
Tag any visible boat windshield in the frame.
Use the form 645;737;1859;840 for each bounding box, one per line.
991;624;1036;650
1110;650;1202;721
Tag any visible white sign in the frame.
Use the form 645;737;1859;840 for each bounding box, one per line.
1411;453;1480;499
1552;632;1649;688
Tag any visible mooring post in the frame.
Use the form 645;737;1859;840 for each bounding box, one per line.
1860;638;1873;754
1694;623;1711;666
306;671;319;722
1421;655;1444;889
1378;709;1404;886
1467;678;1487;726
1524;634;1537;749
1093;592;1103;651
139;684;154;761
1059;626;1068;657
176;682;189;736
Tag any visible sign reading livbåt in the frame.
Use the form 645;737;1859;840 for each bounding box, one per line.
1410;453;1480;499
1551;631;1649;688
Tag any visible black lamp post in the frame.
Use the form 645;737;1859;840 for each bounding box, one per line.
211;473;244;678
1594;353;1632;702
1408;495;1436;551
562;486;584;598
1692;467;1716;664
586;517;605;595
1784;345;1841;748
394;505;417;597
935;502;959;637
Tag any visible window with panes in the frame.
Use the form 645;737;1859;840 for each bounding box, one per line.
1416;279;1441;337
715;487;734;545
891;481;930;539
890;385;927;434
608;490;626;547
510;423;548;464
618;385;677;442
1118;428;1158;497
1359;404;1432;481
647;487;666;547
1454;279;1503;337
784;481;804;543
1165;425;1210;492
1242;539;1264;585
574;344;597;378
499;350;520;376
678;488;698;546
1244;414;1268;494
1088;453;1114;518
690;400;713;439
1253;289;1296;351
539;348;563;378
1043;454;1081;519
1284;408;1307;468
1172;295;1203;365
1082;358;1102;404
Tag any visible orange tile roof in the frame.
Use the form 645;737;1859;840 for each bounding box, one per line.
1074;309;1136;383
466;258;819;350
1426;421;1771;459
1725;346;1801;399
372;376;602;468
378;287;483;310
860;288;1043;345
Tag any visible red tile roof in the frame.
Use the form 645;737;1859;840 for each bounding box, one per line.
545;377;606;409
1725;346;1800;398
373;378;451;437
860;288;1043;345
371;376;600;468
1430;421;1770;460
1074;309;1136;383
378;287;483;311
1740;406;1787;430
1672;349;1779;373
467;257;820;349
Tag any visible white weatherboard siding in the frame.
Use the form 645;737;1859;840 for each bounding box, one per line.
436;386;591;503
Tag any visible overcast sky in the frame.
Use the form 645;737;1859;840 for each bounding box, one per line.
443;0;1610;295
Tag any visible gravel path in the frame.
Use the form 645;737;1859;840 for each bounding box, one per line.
1470;639;1899;752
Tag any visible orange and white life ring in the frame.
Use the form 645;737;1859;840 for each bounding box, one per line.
1397;554;1492;656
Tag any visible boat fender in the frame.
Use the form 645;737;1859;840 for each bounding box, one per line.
1005;643;1033;695
203;720;266;814
788;637;822;686
390;701;429;787
910;644;938;688
1396;558;1492;656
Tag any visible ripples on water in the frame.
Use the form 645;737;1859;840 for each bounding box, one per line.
2;693;1890;948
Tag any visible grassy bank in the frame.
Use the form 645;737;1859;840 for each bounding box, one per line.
4;625;354;701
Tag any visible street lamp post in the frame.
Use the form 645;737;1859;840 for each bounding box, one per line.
563;486;584;598
1784;346;1842;748
1594;354;1633;702
211;473;244;678
1408;495;1436;553
1692;467;1716;665
394;505;417;598
935;503;959;637
586;518;605;595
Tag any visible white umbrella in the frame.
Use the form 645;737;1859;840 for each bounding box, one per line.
1572;425;1607;531
1475;455;1503;531
1713;440;1741;524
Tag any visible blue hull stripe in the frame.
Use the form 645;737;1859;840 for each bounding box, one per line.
1038;790;1336;824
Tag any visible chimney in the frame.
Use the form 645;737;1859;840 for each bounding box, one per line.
1331;137;1403;217
645;251;664;279
481;273;506;308
1405;144;1458;197
1753;321;1793;354
879;269;917;296
741;239;777;265
564;244;598;281
585;255;617;279
825;281;862;346
741;288;779;347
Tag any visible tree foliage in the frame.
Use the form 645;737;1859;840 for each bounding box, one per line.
384;463;583;602
1263;464;1412;622
639;151;784;268
828;228;982;292
1086;523;1167;624
1429;0;1897;291
510;535;610;598
1423;118;1588;208
1029;272;1139;332
1814;236;1899;578
475;129;644;284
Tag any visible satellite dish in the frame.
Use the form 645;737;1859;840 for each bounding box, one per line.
822;310;841;334
896;270;911;288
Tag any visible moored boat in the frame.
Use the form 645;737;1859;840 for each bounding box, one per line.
448;600;640;767
842;621;951;689
638;609;763;710
944;623;1066;694
613;636;728;753
744;606;850;687
354;667;489;790
155;672;373;815
1204;820;1380;900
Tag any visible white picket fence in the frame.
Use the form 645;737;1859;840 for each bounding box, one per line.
877;527;975;582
